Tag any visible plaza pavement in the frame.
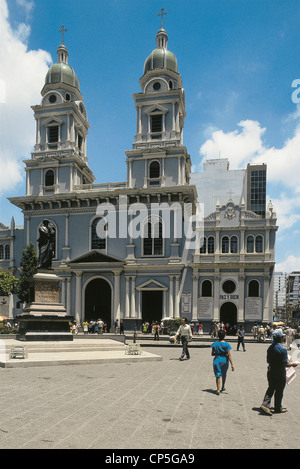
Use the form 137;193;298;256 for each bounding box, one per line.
0;336;299;450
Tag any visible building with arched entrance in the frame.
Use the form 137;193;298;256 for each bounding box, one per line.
1;16;277;332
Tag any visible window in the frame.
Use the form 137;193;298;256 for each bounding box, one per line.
247;235;263;253
48;125;59;143
45;169;55;187
255;235;263;253
151;114;162;139
230;236;238;254
201;280;212;297
200;237;206;254
247;235;254;253
0;245;3;260
249;169;266;217
149;161;160;179
143;217;163;256
49;94;57;104
222;280;236;294
248;280;259;297
208;236;215;254
222;236;229;253
78;134;83;151
4;245;10;260
91;218;106;250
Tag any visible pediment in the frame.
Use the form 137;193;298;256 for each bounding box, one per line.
43;116;64;126
69;250;123;264
136;279;168;291
145;103;168;115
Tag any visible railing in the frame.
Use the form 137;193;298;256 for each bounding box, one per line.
74;182;127;191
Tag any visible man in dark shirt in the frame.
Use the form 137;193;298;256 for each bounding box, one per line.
260;329;298;415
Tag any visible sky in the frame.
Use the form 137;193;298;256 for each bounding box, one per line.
1;0;300;272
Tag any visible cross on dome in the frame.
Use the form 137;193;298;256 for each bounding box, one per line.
158;8;167;29
58;25;67;45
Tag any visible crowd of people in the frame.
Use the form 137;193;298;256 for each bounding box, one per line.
251;323;300;346
70;318;125;335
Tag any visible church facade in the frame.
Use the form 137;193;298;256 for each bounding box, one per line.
0;22;278;332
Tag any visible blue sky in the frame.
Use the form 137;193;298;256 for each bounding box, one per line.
1;0;300;271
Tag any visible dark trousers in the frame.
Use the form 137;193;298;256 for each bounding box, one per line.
262;369;286;412
181;336;190;359
237;336;245;351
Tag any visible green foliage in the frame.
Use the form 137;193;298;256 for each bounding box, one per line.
0;324;18;334
17;243;38;303
0;271;19;296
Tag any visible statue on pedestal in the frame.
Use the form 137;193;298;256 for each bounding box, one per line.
38;219;55;269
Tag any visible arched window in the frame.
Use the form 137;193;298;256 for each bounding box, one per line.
247;235;254;253
91;218;107;250
149;161;160;179
45;169;55;187
201;280;212;297
222;236;229;253
230;235;238;253
143;217;163;256
4;244;10;260
0;245;3;260
207;236;215;254
255;235;263;253
248;280;260;297
200;237;206;253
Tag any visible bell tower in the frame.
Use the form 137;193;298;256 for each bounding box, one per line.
25;26;95;197
126;13;191;189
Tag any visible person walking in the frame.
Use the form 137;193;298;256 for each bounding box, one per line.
175;317;192;361
153;321;160;341
260;329;298;416
211;329;235;395
237;325;246;351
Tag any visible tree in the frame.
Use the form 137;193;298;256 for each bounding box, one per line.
17;243;38;304
0;271;19;296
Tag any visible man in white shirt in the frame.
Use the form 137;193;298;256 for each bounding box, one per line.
175;317;192;361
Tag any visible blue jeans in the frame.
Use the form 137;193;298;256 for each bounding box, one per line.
237;336;245;351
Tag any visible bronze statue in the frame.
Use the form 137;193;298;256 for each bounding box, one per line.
38;219;55;269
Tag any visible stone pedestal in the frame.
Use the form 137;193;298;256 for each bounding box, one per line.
17;269;73;341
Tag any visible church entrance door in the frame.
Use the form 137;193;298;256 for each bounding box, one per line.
220;302;237;335
85;278;112;331
142;291;163;325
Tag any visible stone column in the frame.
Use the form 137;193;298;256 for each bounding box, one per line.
263;273;270;322
238;273;245;323
61;278;66;307
174;276;180;318
131;276;136;318
125;276;130;317
169;276;174;318
113;272;121;322
66;277;71;316
75;271;82;324
192;274;199;321
213;274;220;321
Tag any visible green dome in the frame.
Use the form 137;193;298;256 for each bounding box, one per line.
45;62;80;90
144;48;178;75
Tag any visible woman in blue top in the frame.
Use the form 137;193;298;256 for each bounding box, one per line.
211;330;235;395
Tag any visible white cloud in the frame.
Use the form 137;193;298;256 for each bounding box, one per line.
0;0;52;195
276;255;300;273
199;120;266;169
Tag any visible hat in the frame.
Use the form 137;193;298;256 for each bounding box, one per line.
273;329;285;338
